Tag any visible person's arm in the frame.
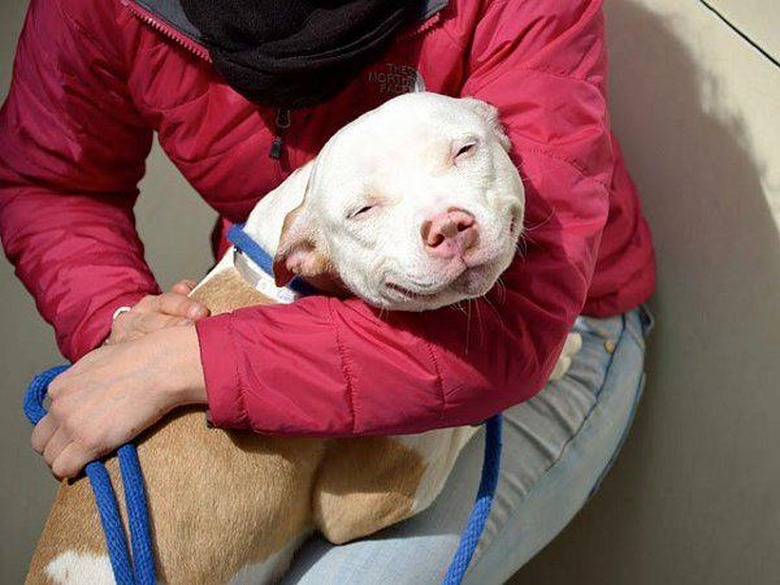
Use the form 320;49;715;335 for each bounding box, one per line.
196;0;614;436
0;0;169;359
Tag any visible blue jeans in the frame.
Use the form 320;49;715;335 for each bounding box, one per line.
282;307;653;584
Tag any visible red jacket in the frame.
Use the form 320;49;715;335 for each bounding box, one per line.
0;0;654;436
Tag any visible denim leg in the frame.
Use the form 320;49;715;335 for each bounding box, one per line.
282;309;649;585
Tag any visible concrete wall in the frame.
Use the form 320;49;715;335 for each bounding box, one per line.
1;1;778;583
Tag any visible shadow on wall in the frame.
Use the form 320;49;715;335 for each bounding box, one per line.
514;1;779;585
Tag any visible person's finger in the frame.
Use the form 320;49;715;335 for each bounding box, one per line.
43;427;71;468
31;415;57;454
106;311;141;344
132;294;159;314
170;283;191;295
170;279;197;295
112;308;133;329
51;442;93;480
157;292;209;320
109;312;192;345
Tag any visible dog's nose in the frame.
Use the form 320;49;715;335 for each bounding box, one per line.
421;208;479;258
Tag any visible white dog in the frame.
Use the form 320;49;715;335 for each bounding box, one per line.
27;93;580;584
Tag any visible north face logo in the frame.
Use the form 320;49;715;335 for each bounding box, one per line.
367;63;426;95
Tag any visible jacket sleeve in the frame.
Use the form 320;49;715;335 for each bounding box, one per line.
196;0;614;436
0;0;158;361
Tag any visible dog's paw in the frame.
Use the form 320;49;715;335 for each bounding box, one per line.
548;332;583;381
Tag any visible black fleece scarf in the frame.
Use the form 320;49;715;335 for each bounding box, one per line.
180;0;421;109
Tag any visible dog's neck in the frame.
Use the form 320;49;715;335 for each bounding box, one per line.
228;184;303;303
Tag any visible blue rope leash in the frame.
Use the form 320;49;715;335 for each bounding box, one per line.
442;414;503;585
118;444;156;585
24;366;156;585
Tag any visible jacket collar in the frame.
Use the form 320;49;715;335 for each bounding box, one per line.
129;0;449;47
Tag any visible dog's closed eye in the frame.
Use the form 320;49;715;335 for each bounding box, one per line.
452;139;478;165
348;205;375;219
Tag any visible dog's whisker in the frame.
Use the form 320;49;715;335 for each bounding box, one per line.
473;298;486;348
481;293;507;333
452;301;468;316
515;234;528;259
464;298;473;354
494;276;507;306
519;228;545;252
522;208;555;234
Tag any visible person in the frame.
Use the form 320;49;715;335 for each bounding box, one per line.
0;0;655;582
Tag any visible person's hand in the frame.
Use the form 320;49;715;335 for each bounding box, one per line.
31;326;207;479
106;279;210;345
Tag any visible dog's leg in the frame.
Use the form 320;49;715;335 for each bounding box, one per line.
313;436;426;545
392;427;479;516
312;427;476;545
549;332;583;381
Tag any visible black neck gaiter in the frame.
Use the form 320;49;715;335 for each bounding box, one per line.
180;0;421;109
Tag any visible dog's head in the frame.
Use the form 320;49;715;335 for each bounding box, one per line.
271;93;524;311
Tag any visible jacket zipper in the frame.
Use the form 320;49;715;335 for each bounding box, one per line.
398;11;442;41
270;109;291;160
121;1;211;62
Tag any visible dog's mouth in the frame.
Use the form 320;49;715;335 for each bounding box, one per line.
380;213;521;308
382;265;496;309
383;260;496;308
385;281;444;302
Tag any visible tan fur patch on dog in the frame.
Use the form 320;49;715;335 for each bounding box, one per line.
26;471;113;584
314;437;426;545
192;267;275;314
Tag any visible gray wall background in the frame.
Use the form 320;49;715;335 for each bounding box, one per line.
1;1;778;583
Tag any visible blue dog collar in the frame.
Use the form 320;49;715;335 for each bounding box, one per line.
227;223;319;299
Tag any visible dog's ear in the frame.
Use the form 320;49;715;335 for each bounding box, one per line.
272;204;331;287
460;97;511;152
